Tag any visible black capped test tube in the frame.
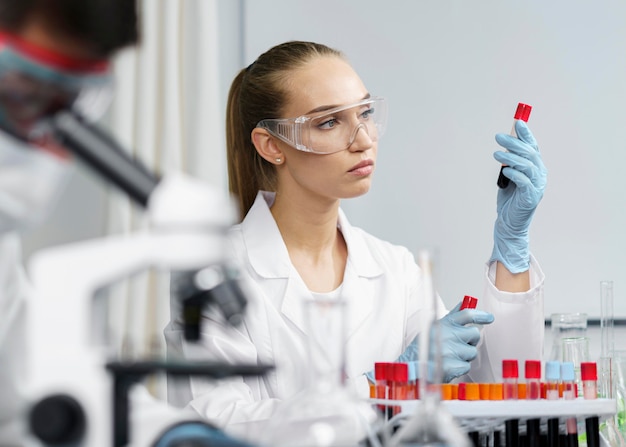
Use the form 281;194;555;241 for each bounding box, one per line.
497;103;532;189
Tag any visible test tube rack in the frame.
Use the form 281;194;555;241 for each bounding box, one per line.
370;397;616;443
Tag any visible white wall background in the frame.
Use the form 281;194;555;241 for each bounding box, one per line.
20;0;626;328
240;0;626;318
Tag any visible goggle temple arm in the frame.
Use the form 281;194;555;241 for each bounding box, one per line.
50;110;160;208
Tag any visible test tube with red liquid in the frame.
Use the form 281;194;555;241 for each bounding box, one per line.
525;360;541;447
562;362;579;447
497;103;532;189
503;359;519;447
582;362;599;447
524;360;541;400
389;363;408;416
545;361;561;447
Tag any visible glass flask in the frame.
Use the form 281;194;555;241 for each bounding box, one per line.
387;250;470;447
549;312;588;362
550;312;589;396
259;297;382;447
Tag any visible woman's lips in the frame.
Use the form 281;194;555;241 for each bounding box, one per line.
349;159;374;176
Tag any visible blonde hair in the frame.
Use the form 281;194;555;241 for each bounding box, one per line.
226;41;344;219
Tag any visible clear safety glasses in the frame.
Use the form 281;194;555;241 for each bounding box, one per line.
0;31;113;142
256;96;387;154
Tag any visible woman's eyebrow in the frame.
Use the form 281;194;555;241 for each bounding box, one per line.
305;93;371;115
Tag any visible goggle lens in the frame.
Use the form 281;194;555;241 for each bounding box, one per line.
257;97;387;154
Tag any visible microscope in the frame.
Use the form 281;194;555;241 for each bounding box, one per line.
21;110;271;447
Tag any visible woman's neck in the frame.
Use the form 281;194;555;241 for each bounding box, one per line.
270;190;347;292
271;190;339;247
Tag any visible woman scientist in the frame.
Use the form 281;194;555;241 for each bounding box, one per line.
165;41;547;438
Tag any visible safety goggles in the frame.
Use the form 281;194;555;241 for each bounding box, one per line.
0;31;113;143
256;96;387;154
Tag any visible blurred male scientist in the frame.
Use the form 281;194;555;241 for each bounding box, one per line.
0;0;254;445
0;0;137;441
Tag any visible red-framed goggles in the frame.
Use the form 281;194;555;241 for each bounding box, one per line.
0;31;113;142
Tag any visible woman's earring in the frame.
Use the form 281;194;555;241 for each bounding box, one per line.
275;158;282;163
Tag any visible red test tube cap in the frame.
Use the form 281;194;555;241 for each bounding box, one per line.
374;362;390;381
581;362;598;381
392;363;408;382
514;103;532;122
502;359;519;378
461;295;478;310
525;360;541;379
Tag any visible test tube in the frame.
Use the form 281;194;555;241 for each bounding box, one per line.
525;360;541;399
460;383;481;447
582;362;598;399
374;362;391;418
562;362;579;447
497;103;532;189
599;281;614;400
503;359;519;447
545;361;561;447
389;362;408;416
525;360;541;447
503;359;519;399
440;383;454;400
581;362;599;447
489;383;504;447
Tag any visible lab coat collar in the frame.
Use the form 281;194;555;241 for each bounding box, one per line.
240;191;292;278
241;191;382;338
241;191;383;279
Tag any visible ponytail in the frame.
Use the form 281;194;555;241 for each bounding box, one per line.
225;41;344;220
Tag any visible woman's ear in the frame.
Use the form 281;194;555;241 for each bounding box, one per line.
251;129;284;165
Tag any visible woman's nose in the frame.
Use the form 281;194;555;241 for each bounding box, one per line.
347;123;373;151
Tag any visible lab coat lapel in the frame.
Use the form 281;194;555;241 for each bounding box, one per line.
242;191;292;279
337;208;383;340
242;192;383;337
242;192;311;334
341;262;374;339
280;273;311;335
279;208;386;338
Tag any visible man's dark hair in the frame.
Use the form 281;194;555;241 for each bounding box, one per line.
0;0;139;57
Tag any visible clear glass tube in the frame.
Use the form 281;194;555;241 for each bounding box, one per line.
260;297;382;447
599;280;615;399
600;281;615;358
387;249;470;447
597;281;626;447
561;362;579;443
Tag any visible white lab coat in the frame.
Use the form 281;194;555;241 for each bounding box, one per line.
0;233;29;443
164;191;545;439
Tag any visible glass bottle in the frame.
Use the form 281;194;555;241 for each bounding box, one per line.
259;297;382;447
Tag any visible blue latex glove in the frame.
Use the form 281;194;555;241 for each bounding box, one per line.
365;301;494;383
491;120;547;273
